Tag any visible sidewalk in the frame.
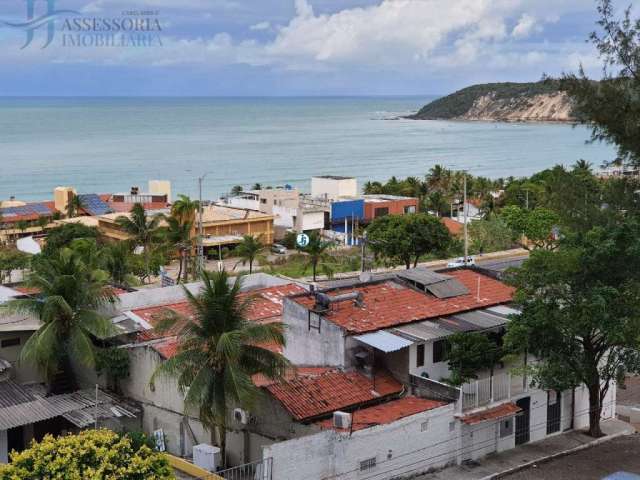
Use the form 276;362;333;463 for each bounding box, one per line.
415;419;635;480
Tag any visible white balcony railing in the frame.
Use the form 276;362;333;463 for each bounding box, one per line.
459;373;528;411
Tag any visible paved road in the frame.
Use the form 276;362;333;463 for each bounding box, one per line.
505;434;640;480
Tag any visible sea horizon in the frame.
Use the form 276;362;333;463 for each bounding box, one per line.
0;96;615;203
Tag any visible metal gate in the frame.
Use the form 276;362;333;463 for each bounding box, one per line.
515;397;530;445
546;390;561;434
210;458;273;480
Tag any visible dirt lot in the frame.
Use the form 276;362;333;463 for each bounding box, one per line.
505;434;640;480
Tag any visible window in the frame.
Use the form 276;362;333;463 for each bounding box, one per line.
360;457;376;471
416;343;425;367
420;420;429;432
500;419;513;438
374;207;389;218
433;340;447;363
1;338;20;348
260;198;267;204
449;421;456;432
404;205;416;214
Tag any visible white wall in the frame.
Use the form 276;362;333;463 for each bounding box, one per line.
300;210;325;231
409;341;451;383
282;299;346;367
0;331;41;384
311;177;357;201
264;404;457;480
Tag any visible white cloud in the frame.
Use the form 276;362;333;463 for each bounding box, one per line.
250;21;271;31
0;0;602;80
512;14;539;39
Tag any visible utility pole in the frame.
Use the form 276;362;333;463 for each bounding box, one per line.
463;172;469;265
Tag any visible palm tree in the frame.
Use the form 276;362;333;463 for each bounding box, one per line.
300;232;334;281
103;241;136;288
164;216;192;282
231;185;243;196
234;235;265;274
573;159;593;174
66;194;84;218
151;271;289;466
171;194;200;227
251;183;262;191
2;248;116;391
116;204;163;283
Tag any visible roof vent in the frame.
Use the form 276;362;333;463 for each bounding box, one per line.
333;411;352;429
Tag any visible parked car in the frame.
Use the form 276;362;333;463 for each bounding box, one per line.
447;256;476;268
271;243;287;255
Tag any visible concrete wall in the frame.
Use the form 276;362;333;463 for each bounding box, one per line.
282;299;346;367
311;177;357;201
0;331;41;384
363;198;419;221
264;403;457;480
409;341;451;383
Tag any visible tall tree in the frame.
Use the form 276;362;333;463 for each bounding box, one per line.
562;0;640;166
366;213;451;269
151;271;289;466
2;248;116;391
505;220;640;437
234;235;265;274
446;332;503;386
103;241;137;288
116;204;162;283
163;215;192;283
66;194;84;219
299;232;334;281
501;206;560;251
171;194;199;227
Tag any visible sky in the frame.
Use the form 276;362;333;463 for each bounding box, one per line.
0;0;622;96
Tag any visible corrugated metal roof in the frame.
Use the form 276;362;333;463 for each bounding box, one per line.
0;382;139;430
449;310;509;330
486;305;521;318
396;269;450;286
397;268;470;299
393;320;455;342
354;330;414;352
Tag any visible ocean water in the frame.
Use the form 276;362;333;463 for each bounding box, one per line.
0;97;616;202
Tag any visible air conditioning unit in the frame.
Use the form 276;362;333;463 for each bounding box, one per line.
234;408;249;425
193;444;221;472
333;411;352;429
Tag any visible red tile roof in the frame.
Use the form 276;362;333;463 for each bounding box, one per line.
293;270;514;334
153;337;179;359
441;217;463;236
252;367;334;388
460;402;521;425
131;283;305;356
266;370;403;421
317;396;446;432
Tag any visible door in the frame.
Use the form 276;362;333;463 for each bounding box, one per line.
546;390;562;435
515;397;530;445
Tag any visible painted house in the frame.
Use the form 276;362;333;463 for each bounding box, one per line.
363;194;418;221
266;267;616;477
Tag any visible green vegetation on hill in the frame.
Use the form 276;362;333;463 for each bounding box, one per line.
409;81;565;120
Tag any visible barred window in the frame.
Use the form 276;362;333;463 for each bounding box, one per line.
360;457;377;471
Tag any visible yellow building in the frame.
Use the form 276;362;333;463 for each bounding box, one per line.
97;205;274;252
